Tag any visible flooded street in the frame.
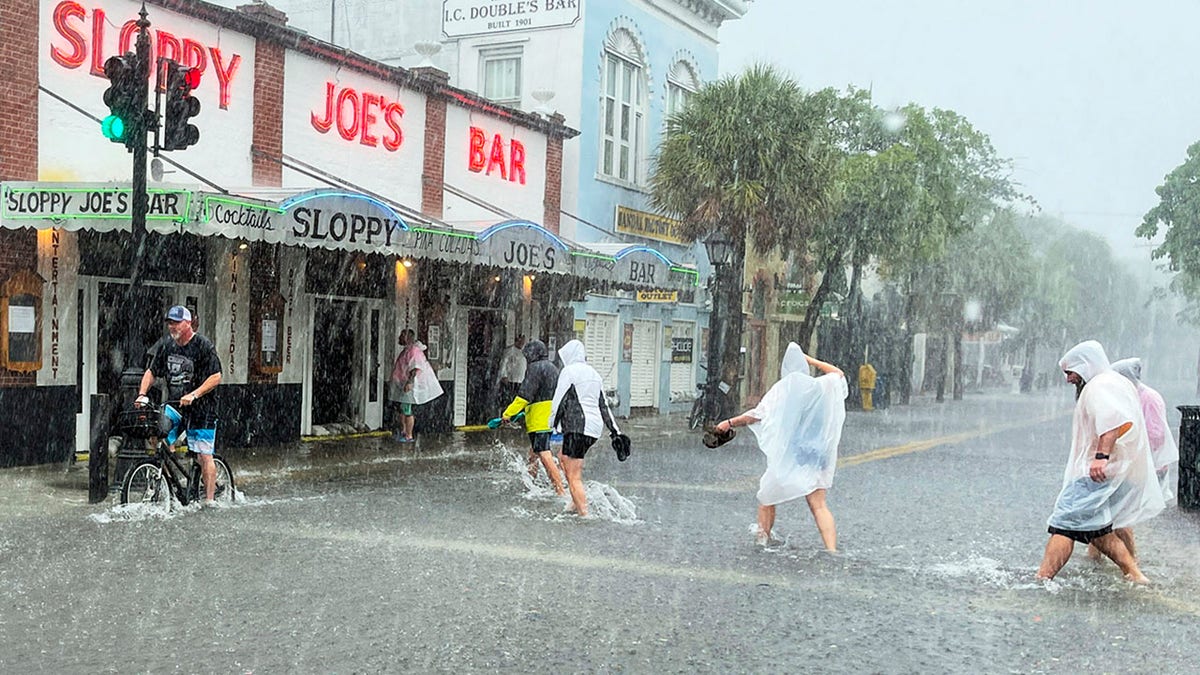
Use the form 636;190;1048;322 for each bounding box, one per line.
4;0;1200;671
2;388;1197;673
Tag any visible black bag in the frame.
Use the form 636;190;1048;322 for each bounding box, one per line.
611;433;631;461
702;424;736;449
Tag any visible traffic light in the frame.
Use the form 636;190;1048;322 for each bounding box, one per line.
101;54;138;146
162;60;201;151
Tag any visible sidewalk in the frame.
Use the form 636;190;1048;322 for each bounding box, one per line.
0;387;1071;512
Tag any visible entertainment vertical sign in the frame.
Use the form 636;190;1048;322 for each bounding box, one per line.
36;229;79;386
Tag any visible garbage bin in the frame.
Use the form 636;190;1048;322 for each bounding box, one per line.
1177;405;1200;510
875;374;890;410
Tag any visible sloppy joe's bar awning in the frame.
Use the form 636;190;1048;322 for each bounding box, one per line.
1;182;697;290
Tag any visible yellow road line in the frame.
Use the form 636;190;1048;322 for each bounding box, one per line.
838;409;1069;468
614;409;1071;494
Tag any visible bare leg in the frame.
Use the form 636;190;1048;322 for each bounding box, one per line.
561;456;588;516
1114;527;1136;560
1036;534;1075;580
403;414;415;441
536;451;566;494
756;504;776;544
1089;528;1135;563
526;450;540;480
805;489;837;552
1091;532;1149;583
197;454;216;502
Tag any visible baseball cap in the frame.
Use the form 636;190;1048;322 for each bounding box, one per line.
164;305;192;323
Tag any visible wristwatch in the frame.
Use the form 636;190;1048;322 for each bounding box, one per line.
1094;453;1110;460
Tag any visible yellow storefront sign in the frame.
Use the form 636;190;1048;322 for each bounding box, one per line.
615;206;686;245
637;290;678;303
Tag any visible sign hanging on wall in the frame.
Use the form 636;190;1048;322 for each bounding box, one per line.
615;206;686;245
1;183;191;231
442;0;581;38
636;290;677;303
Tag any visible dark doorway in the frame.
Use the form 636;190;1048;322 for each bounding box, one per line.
97;282;170;406
465;309;505;425
313;299;357;426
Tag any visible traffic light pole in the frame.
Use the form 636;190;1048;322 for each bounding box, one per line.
118;5;152;408
109;4;155;495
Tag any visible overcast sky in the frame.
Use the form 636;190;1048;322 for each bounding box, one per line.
717;0;1200;262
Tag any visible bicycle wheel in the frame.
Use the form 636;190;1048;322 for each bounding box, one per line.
121;462;169;505
688;397;705;430
193;455;236;504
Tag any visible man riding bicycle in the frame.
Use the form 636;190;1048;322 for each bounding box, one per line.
136;305;223;504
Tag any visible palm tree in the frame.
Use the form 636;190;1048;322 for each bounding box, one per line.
651;65;837;400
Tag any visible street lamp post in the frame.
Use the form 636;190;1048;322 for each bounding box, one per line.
703;231;734;423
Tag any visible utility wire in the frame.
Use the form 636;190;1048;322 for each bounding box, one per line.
442;182;516;220
39;84;229;193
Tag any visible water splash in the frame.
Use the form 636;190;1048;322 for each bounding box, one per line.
921;554;1137;592
491;439;639;524
88;492;314;523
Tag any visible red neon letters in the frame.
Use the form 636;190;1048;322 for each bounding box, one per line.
468;126;526;185
49;0;242;109
311;82;405;151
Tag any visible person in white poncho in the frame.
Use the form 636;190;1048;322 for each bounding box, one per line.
1036;340;1164;583
1111;357;1179;505
712;343;847;550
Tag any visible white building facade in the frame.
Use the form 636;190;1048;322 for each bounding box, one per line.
234;0;751;414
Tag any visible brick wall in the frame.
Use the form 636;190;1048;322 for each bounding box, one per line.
543;127;564;235
0;0;38;183
251;41;286;186
0;0;40;386
419;71;448;219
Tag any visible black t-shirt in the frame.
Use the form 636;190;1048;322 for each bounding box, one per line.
148;333;222;426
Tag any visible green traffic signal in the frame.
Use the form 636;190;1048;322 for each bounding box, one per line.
100;114;126;141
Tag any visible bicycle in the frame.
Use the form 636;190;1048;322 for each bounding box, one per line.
116;404;236;507
687;380;734;431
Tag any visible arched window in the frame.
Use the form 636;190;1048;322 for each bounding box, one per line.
599;28;647;185
666;59;700;119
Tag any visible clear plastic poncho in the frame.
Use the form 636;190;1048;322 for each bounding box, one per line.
747;343;849;506
1049;342;1165;531
391;342;444;405
1112;357;1180;503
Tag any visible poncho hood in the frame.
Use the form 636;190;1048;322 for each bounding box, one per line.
1111;357;1143;383
1059;340;1111;383
779;342;810;379
559;339;587;367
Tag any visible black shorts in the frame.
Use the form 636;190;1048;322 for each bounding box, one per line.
528;432;551;454
561;433;596;459
1047;525;1114;544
